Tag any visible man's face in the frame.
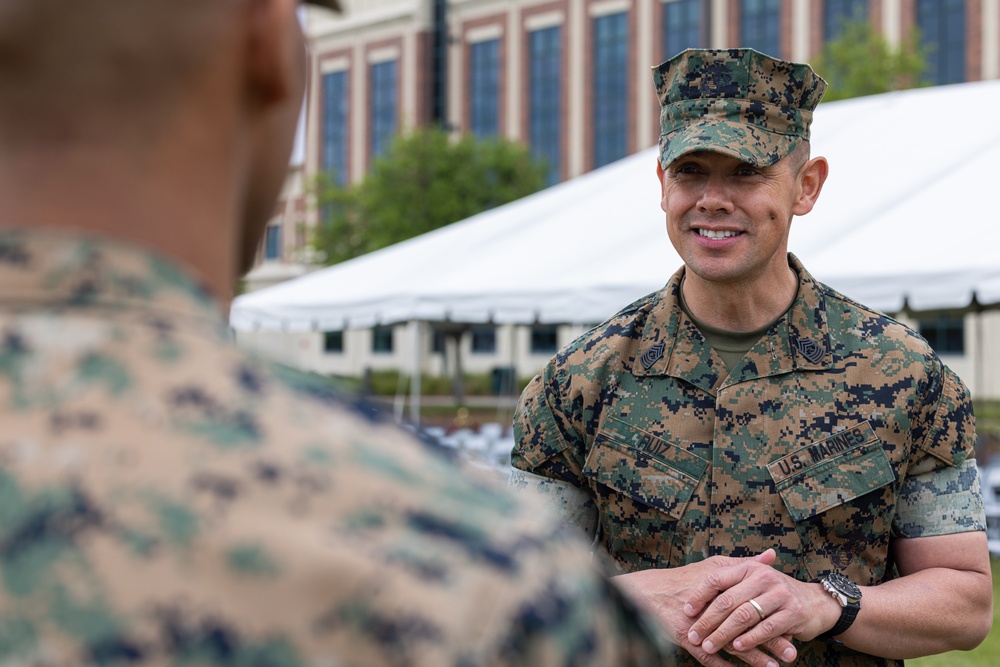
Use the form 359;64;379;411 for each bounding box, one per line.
659;150;808;289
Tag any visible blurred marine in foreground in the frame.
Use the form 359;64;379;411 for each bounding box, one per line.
0;1;668;665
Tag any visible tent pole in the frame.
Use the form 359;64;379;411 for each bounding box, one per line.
410;321;422;427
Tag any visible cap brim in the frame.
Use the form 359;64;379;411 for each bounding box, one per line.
305;0;341;11
658;119;799;169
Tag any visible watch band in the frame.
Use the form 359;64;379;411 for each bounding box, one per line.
818;573;862;644
819;600;860;641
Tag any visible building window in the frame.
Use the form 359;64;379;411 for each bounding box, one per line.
431;329;445;354
529;26;562;185
663;0;704;58
918;316;965;355
530;325;559;354
323;331;344;354
823;0;868;42
321;70;349;186
471;326;497;354
916;0;966;85
264;224;281;261
740;0;780;57
370;60;398;161
469;38;500;139
593;12;629;169
372;325;394;354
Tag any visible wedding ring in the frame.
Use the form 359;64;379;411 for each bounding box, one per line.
749;598;766;621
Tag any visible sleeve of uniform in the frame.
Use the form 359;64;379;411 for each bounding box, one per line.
893;365;987;538
509;365;599;540
510;363;589;485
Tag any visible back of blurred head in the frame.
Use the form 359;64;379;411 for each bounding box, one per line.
0;0;320;299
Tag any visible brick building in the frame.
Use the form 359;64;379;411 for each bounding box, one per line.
236;0;1000;400
248;0;997;271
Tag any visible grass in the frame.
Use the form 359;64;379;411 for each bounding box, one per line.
975;400;1000;434
908;557;999;666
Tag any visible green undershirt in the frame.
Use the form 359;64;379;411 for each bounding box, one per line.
678;278;795;372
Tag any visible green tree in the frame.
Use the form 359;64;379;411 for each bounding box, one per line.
813;19;927;102
312;127;548;265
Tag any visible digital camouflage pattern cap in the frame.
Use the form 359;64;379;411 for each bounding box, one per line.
652;48;827;168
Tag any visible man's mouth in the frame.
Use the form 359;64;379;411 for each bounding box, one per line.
697;229;741;239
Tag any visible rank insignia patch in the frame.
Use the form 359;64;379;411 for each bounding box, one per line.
795;336;825;364
640;341;666;370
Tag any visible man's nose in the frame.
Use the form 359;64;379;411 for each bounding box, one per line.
697;175;735;215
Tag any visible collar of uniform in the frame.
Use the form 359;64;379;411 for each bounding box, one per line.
633;265;725;393
0;228;229;339
633;253;832;389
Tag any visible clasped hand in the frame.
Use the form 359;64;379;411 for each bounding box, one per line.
614;549;837;667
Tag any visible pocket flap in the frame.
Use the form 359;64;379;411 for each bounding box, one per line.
768;422;896;522
583;422;708;520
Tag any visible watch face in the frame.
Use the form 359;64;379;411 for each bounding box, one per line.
827;572;862;601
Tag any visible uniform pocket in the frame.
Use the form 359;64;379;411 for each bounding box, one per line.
767;422;897;580
767;422;896;522
583;420;708;520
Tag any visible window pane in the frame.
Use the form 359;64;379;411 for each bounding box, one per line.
471;326;497;354
372;326;394;354
323;331;344;354
370;60;398;160
917;0;966;85
740;0;780;57
264;225;281;261
529;26;562;185
593;12;629;169
918;316;965;355
321;70;349;186
469;39;500;139
823;0;868;42
664;0;703;58
530;325;559;354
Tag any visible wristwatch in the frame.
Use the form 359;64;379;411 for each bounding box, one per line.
818;572;862;642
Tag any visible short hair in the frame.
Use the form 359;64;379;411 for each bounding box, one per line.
0;0;231;145
787;141;812;175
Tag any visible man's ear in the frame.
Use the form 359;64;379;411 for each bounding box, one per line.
792;156;829;216
243;0;303;108
656;160;667;212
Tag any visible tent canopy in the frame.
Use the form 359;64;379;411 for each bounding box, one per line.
231;79;1000;332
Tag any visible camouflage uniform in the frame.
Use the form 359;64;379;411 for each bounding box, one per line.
0;229;669;667
512;256;986;667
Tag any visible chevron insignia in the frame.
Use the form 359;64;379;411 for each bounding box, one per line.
795;337;824;364
640;341;666;370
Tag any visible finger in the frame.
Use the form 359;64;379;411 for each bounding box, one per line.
726;645;787;667
684;563;754;619
731;623;797;661
687;584;764;653
753;548;777;566
683;640;739;667
695;597;772;654
764;635;798;664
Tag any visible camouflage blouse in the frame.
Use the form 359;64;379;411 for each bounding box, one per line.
513;254;986;667
0;229;668;667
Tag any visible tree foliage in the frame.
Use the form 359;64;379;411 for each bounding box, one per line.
812;19;928;102
312;128;548;265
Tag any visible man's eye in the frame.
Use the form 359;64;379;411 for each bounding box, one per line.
736;167;758;176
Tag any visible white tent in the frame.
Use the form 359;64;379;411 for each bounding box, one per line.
231;79;1000;334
